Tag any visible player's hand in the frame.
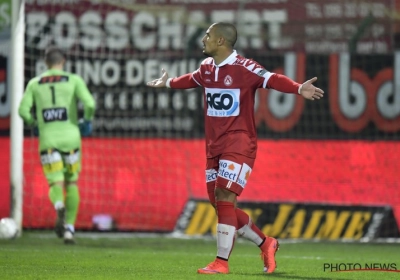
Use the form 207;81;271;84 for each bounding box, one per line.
79;119;92;137
33;126;39;137
146;69;169;88
299;77;324;100
29;120;39;136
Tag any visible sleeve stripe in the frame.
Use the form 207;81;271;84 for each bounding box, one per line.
262;72;273;88
166;78;172;88
237;60;274;88
191;73;201;86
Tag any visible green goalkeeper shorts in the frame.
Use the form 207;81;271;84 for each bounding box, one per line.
40;148;81;184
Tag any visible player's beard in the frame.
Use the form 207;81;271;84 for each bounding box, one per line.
202;46;211;57
203;50;212;57
202;46;214;57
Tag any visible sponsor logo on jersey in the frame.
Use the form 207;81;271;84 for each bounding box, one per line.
237;163;252;188
42;107;68;122
39;75;69;84
224;75;233;86
64;149;80;165
205;71;211;75
218;160;241;185
205;88;240;117
64;149;81;173
40;149;64;173
205;169;218;183
40;149;62;165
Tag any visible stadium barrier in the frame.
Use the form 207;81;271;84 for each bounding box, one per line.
174;199;400;239
1;137;399;240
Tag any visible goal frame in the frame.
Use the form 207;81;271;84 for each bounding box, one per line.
9;0;25;236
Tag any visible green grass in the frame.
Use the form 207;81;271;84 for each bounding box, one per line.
0;232;399;280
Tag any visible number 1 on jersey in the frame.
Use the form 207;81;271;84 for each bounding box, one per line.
50;86;56;105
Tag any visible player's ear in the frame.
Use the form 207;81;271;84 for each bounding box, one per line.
217;37;224;46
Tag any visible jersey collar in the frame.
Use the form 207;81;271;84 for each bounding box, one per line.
215;50;238;67
45;69;65;74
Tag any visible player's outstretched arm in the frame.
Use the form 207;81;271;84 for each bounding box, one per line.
299;77;324;101
147;69;169;88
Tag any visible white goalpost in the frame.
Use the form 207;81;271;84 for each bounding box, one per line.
9;0;25;236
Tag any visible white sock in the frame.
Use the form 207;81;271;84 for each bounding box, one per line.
66;224;75;233
216;223;236;259
54;201;64;210
237;222;263;246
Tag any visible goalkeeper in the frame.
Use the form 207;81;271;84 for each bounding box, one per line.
18;46;95;244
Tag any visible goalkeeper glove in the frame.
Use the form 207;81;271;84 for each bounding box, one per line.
29;120;39;136
33;126;39;137
78;119;92;137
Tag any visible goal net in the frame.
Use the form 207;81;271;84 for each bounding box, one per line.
20;0;400;239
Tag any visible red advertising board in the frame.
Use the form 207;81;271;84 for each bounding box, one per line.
0;137;398;233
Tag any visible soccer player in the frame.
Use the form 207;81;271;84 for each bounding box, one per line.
18;46;96;244
147;22;324;274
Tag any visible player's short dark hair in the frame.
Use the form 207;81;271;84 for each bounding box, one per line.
44;46;65;66
214;22;237;48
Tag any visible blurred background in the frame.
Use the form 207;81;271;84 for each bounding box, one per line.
0;0;399;240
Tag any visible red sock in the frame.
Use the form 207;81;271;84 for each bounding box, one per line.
236;207;250;228
216;201;237;228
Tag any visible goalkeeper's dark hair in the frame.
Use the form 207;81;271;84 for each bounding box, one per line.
44;46;65;66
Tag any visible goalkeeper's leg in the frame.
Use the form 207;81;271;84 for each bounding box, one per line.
49;182;66;238
41;149;66;238
49;183;65;211
64;181;80;244
63;149;81;244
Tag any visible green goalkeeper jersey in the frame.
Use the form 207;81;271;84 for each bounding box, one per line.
18;69;96;151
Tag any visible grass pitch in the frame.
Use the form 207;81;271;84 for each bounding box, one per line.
0;231;399;280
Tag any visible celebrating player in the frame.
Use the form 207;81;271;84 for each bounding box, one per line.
147;22;324;274
18;46;96;244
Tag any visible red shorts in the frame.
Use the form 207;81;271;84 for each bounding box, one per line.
205;153;255;205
